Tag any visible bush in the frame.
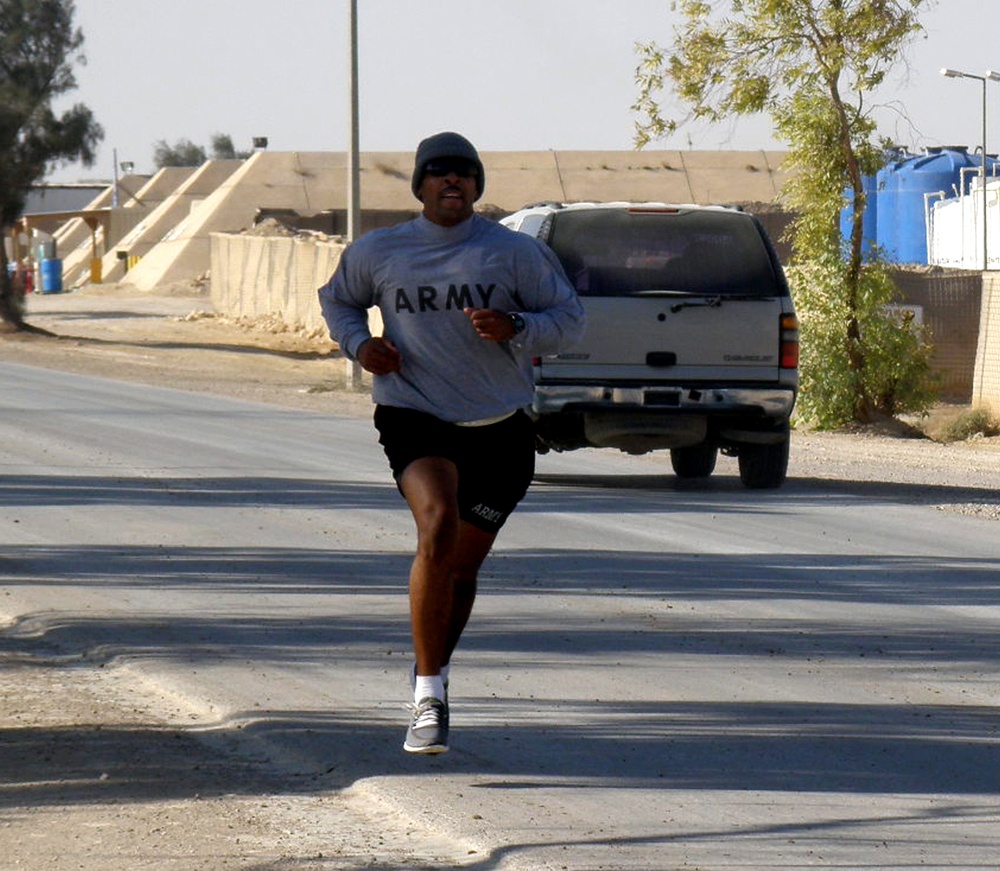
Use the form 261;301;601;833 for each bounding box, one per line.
789;260;937;429
934;407;1000;443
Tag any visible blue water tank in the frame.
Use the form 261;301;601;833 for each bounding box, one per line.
876;146;993;264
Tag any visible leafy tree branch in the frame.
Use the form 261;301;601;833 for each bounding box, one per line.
634;0;936;425
1;0;103;329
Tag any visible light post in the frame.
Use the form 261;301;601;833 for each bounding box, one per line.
940;68;1000;270
347;0;361;243
344;0;363;389
112;147;120;208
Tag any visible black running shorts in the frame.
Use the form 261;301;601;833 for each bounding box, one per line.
373;405;536;534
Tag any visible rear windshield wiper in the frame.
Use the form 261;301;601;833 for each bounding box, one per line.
626;290;723;310
669;295;722;313
629;290;778;310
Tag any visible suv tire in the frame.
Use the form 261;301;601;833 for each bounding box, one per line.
737;436;790;489
670;444;718;479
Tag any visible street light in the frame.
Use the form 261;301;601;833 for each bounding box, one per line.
347;0;361;243
940;67;1000;269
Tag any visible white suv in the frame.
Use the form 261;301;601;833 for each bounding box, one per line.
502;202;799;489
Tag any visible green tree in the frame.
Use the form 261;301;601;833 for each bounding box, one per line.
152;133;251;168
152;137;207;168
0;0;103;329
634;0;936;426
209;133;251;161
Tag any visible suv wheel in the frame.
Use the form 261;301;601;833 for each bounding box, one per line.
670;444;718;479
737;437;790;489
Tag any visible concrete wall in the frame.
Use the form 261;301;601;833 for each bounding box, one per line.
210;232;345;333
343;149;790;211
892;268;984;402
973;272;1000;411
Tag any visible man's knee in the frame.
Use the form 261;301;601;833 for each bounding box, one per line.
414;508;460;564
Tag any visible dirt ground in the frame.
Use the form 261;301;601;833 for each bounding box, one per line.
2;283;999;869
0;281;374;417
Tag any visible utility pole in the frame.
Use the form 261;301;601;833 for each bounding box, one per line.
347;0;361;243
112;147;120;208
345;0;364;389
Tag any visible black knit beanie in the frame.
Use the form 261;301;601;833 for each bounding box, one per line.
411;131;485;201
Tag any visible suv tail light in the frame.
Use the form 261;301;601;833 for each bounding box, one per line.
780;313;799;370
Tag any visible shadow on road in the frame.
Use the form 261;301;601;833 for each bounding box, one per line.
2;541;998;803
2;470;997;515
1;469;998;871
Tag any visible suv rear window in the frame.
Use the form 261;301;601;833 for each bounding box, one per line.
546;208;783;298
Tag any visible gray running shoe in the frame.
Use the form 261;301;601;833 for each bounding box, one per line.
404;697;449;755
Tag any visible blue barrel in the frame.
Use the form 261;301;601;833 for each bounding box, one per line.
40;258;63;293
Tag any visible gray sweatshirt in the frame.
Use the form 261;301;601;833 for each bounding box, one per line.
318;214;585;423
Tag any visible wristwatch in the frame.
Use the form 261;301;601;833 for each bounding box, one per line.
508;312;526;335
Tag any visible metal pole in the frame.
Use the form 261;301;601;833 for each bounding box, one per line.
982;77;988;271
345;0;364;390
112;147;120;209
940;69;996;269
346;0;361;242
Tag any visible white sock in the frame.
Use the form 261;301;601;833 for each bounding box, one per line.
412;663;450;687
414;674;446;704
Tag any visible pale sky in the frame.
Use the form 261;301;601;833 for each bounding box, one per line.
47;0;1000;183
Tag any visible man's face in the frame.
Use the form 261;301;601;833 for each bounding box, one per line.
418;157;479;227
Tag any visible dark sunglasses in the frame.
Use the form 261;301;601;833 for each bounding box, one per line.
423;158;479;179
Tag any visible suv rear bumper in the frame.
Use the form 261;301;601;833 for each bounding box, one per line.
533;384;796;418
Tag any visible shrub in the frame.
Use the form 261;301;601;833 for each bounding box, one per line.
789;259;937;429
935;407;1000;443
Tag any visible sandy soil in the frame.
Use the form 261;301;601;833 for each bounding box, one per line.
0;282;373;416
2;283;999;869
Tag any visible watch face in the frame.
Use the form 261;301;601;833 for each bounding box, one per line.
511;313;526;334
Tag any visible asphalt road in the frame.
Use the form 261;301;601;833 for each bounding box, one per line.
2;361;998;870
